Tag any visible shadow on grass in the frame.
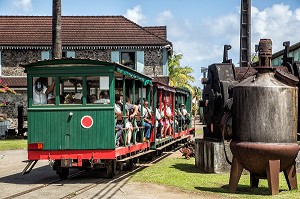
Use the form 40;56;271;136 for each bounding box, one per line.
170;163;199;173
195;184;282;196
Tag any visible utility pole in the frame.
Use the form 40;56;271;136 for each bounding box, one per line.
52;0;62;59
240;0;251;67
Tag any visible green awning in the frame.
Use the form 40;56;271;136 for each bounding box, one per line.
116;66;152;86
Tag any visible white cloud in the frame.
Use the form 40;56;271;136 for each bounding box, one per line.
162;3;300;86
251;4;300;54
125;5;146;25
155;10;173;25
12;0;32;12
296;8;300;21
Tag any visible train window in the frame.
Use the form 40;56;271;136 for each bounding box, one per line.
121;52;135;69
86;76;110;104
32;77;56;105
59;77;83;104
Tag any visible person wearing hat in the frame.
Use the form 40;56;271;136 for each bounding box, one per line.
181;104;187;116
74;93;82;104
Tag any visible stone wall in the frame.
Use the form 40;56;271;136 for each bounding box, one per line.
2;49;41;68
1;48;164;77
0;91;27;129
144;48;163;76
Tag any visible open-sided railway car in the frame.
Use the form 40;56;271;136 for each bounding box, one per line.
21;59;193;178
150;80;193;153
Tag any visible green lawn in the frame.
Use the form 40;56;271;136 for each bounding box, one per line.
0;139;27;151
131;156;300;199
195;129;203;135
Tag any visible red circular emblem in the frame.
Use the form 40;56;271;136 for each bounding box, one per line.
81;116;93;128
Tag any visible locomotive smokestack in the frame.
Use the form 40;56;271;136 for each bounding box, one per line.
223;45;232;63
52;0;62;59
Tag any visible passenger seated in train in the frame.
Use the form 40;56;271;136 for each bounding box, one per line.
142;100;152;142
74;93;82;104
181;104;190;129
115;95;137;146
161;102;174;137
94;90;110;104
88;94;97;103
65;94;74;104
155;103;163;139
160;104;168;138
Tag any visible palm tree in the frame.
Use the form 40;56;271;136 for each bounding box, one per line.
168;53;195;93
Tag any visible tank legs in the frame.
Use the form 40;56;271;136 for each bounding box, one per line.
250;173;259;188
229;156;244;193
284;162;298;190
266;159;280;195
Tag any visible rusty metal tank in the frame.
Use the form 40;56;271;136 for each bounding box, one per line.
231;69;299;176
229;39;299;195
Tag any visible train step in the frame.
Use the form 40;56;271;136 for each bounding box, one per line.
21;160;38;175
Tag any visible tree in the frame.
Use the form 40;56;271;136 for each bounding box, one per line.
168;53;195;93
191;86;202;116
52;0;62;59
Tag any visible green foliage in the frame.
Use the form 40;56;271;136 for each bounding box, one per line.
131;156;300;198
168;53;195;93
0;140;27;150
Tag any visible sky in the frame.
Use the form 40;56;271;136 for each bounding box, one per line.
1;0;300;87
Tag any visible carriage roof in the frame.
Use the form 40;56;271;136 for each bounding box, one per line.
21;58;153;86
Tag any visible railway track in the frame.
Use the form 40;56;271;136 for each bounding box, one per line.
5;149;176;199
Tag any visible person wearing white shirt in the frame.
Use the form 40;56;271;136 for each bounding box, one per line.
32;77;55;105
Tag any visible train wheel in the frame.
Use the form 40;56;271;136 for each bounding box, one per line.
57;167;69;179
147;152;154;161
124;159;133;171
105;160;117;178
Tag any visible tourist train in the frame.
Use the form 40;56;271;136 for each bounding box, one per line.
21;58;194;178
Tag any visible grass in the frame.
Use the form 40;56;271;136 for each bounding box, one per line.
131;156;300;199
195;129;203;135
0;139;27;151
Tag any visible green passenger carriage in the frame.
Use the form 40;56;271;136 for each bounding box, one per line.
22;58;193;178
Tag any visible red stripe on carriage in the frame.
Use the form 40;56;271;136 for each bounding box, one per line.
28;142;150;160
28;150;116;160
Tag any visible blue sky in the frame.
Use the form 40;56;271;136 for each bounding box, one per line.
1;0;300;87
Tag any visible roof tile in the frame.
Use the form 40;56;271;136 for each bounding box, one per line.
0;16;171;46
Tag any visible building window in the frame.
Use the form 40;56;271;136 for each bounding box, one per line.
41;51;51;60
86;76;110;104
59;77;83;104
62;51;76;58
121;52;135;69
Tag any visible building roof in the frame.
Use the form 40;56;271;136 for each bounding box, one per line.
1;76;27;88
272;41;300;59
144;26;167;40
0;16;171;48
